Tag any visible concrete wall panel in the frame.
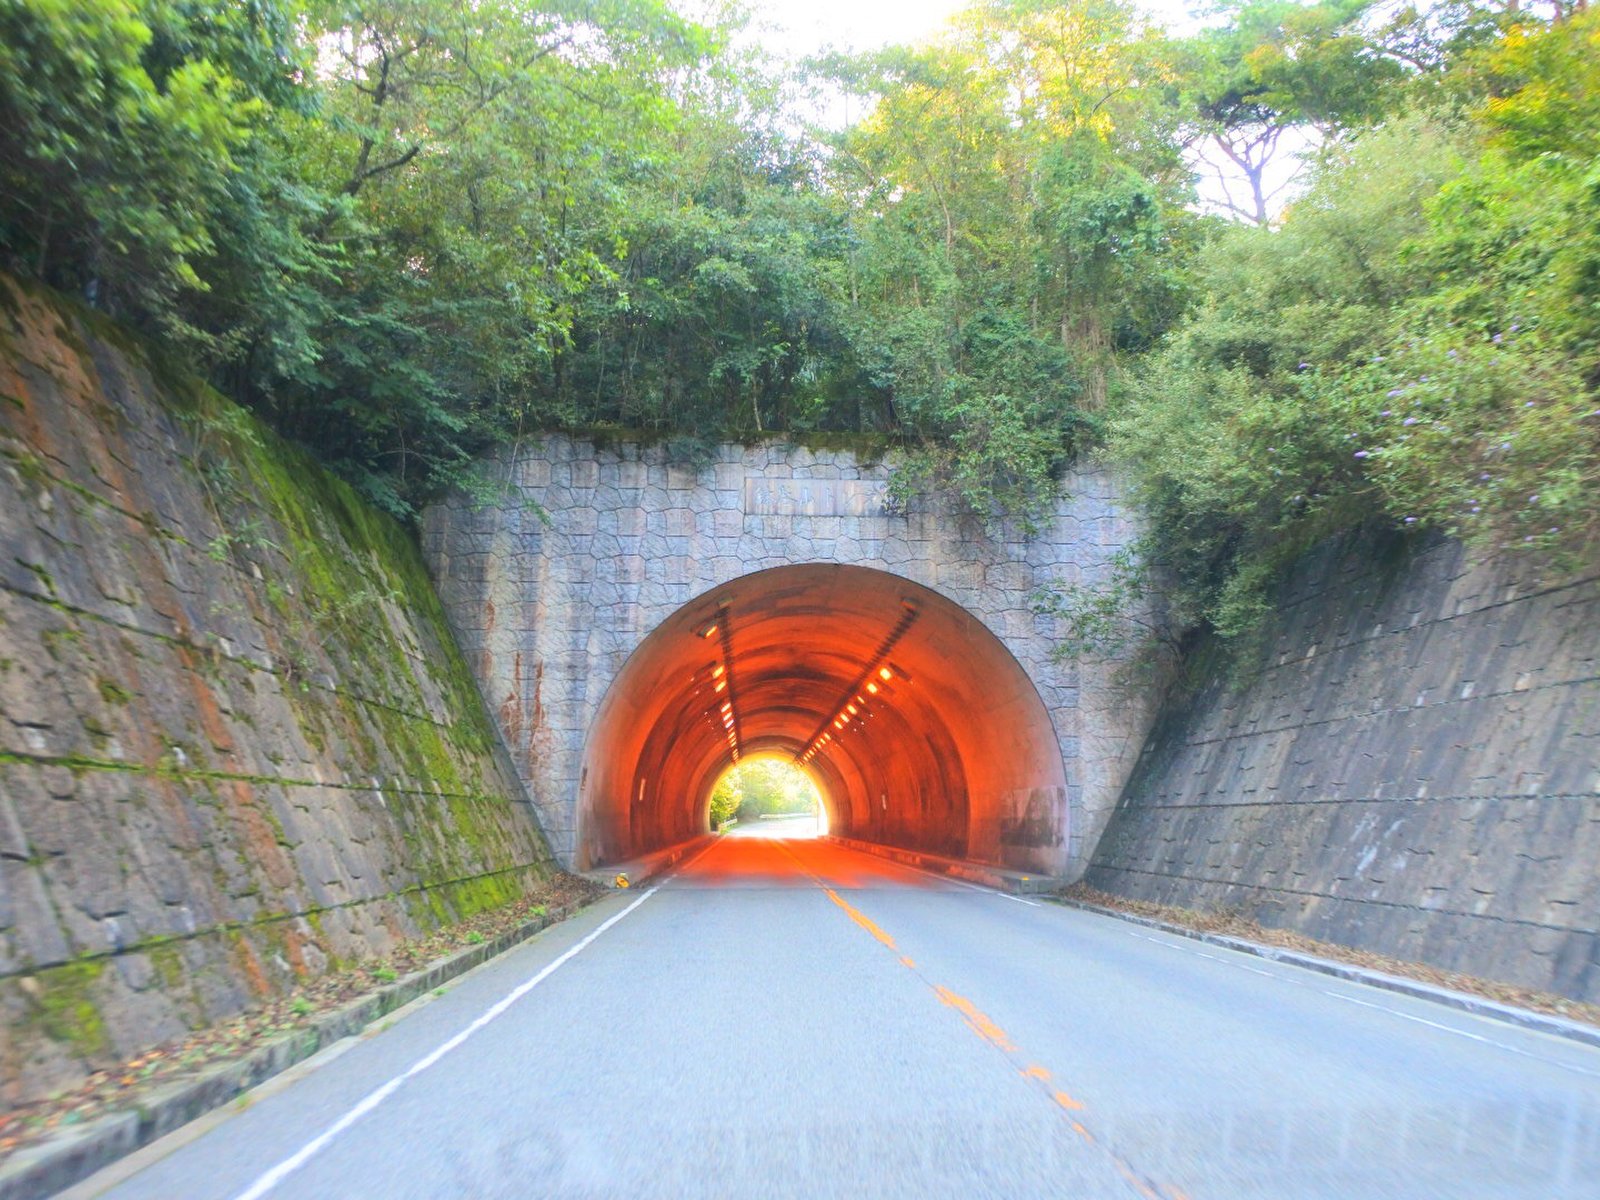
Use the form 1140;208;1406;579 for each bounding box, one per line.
1087;534;1600;1003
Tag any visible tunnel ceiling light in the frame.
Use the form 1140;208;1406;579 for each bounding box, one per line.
701;603;744;764
793;602;923;766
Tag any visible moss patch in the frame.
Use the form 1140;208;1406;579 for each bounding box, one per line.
28;960;109;1059
96;677;133;705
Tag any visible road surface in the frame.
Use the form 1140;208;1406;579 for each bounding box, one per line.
74;827;1600;1199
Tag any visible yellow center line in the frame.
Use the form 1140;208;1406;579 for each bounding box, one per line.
823;886;898;951
931;984;1018;1053
774;838;1190;1200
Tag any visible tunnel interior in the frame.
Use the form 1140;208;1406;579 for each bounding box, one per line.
576;564;1070;875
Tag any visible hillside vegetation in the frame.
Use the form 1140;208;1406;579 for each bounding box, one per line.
2;0;1594;642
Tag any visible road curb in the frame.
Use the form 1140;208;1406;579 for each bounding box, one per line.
582;835;717;891
1056;898;1600;1052
0;900;587;1200
821;836;1054;895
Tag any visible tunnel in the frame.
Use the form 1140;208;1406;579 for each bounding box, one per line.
575;564;1070;875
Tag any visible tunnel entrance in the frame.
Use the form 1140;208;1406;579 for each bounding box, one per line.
575;564;1069;875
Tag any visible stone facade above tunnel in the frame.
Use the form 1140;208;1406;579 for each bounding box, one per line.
422;435;1158;877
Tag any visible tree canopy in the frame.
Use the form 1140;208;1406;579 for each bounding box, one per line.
2;0;1593;645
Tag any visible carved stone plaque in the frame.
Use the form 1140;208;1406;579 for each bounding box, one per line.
744;477;889;517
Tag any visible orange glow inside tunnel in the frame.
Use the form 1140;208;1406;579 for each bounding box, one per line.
575;564;1069;875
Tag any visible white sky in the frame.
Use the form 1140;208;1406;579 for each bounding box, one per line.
745;0;1210;59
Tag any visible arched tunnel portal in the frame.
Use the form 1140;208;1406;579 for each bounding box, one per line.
577;565;1069;874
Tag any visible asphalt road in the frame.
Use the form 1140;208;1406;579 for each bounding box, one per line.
74;827;1600;1199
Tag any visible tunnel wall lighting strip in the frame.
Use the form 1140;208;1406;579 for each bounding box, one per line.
794;600;919;766
699;598;743;763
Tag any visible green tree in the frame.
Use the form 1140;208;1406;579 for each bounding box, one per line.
1177;0;1410;225
707;757;820;827
726;758;819;822
0;0;310;340
245;0;706;513
826;0;1195;525
1098;9;1599;657
1108;111;1468;637
546;37;857;442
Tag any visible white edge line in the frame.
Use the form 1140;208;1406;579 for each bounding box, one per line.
890;861;1040;906
1122;921;1600;1081
943;874;1041;906
230;886;659;1200
1321;989;1600;1080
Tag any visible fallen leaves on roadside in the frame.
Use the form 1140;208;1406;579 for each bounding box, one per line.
1;874;604;1163
1063;883;1600;1028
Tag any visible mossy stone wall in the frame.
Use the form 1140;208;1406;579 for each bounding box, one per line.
0;279;552;1107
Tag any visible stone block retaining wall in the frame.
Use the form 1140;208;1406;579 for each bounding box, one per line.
0;281;552;1106
1088;533;1600;1002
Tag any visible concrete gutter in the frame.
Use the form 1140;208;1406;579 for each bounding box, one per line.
580;834;716;891
823;835;1056;895
0;900;588;1200
1057;897;1600;1052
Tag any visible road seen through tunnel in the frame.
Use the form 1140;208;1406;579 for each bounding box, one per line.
82;832;1600;1200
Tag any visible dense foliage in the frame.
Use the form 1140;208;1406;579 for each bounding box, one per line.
1;0;1593;646
709;757;821;827
1111;10;1600;643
